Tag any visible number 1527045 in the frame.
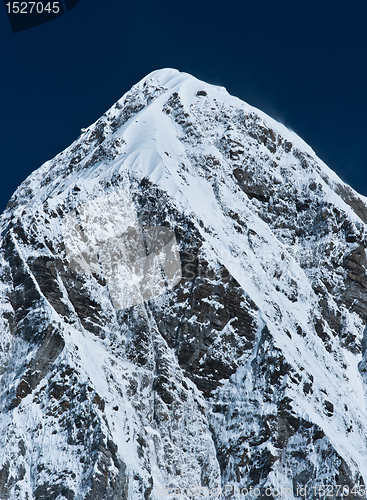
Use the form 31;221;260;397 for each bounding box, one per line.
5;2;60;14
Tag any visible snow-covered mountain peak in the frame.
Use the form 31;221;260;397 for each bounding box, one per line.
1;70;367;499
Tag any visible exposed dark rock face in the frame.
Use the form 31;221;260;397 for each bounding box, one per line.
1;69;367;499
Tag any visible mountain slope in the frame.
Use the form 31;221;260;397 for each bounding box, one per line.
1;68;367;499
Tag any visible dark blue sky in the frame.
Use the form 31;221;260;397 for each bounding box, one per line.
1;0;366;213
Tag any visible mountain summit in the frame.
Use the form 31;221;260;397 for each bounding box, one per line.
1;69;367;499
